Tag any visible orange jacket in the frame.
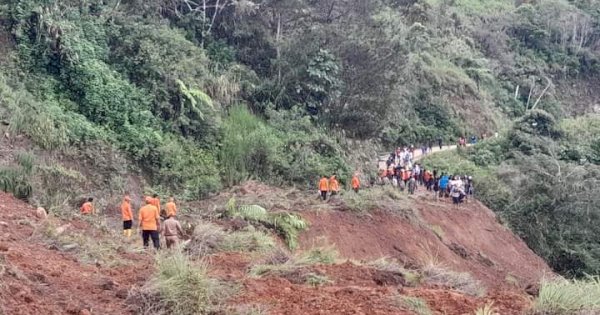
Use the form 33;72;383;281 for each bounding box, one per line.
319;178;329;192
139;204;160;231
80;202;93;214
121;199;133;221
329;177;340;192
149;197;161;213
423;171;432;182
351;176;360;189
165;201;177;217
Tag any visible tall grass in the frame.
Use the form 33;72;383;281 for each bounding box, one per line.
394;295;432;315
219;106;281;186
129;251;228;315
534;277;600;314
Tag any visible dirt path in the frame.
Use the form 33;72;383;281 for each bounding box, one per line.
377;144;471;170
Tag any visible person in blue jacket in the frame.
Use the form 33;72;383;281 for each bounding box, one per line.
439;173;449;198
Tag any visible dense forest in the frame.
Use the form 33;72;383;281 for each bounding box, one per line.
1;0;600;277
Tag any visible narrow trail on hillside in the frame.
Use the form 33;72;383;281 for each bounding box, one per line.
378;143;470;170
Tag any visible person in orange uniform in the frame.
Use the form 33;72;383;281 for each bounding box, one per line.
351;174;360;193
139;196;161;249
121;195;133;238
329;175;340;196
165;197;177;217
150;194;162;217
80;197;95;215
319;175;329;201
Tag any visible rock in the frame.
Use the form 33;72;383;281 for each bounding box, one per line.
448;243;469;259
35;207;48;219
55;224;70;236
115;289;129;299
16;290;34;303
30;272;47;284
230;217;248;231
99;278;116;291
0;221;8;227
79;309;92;315
525;283;540;296
0;243;8;252
62;244;79;251
372;270;406;287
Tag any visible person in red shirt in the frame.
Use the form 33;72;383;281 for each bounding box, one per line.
80;198;94;215
121;195;133;238
139;196;161;249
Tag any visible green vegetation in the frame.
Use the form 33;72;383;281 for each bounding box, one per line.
534;277;600;314
0;0;600;281
0;152;34;200
249;245;339;278
128;251;229;315
186;221;275;256
394;296;432;315
225;198;308;250
422;112;600;278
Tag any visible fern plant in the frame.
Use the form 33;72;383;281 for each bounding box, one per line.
224;198;308;250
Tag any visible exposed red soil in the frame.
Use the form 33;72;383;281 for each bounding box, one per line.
0;178;551;315
299;193;552;291
211;252;532;315
0;192;152;315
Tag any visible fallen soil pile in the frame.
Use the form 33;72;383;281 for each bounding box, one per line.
0;192;151;315
0;179;554;315
299;195;552;291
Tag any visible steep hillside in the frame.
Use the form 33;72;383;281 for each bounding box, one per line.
1;181;552;315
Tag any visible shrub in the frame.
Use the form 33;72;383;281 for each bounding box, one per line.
225;198;308;250
421;260;485;297
533;277;600;314
186;221;275;255
393;296;432;315
128;251;227;315
0;152;35;200
474;303;499;315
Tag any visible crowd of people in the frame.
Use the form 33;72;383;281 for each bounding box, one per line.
79;194;185;250
318;173;361;201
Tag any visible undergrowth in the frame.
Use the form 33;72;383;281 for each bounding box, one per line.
533;277;600;314
33;217;131;267
128;251;231;315
474;303;499;315
249;244;339;278
225;198;308;249
418;251;485;297
393;295;432;315
186;221;275;256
